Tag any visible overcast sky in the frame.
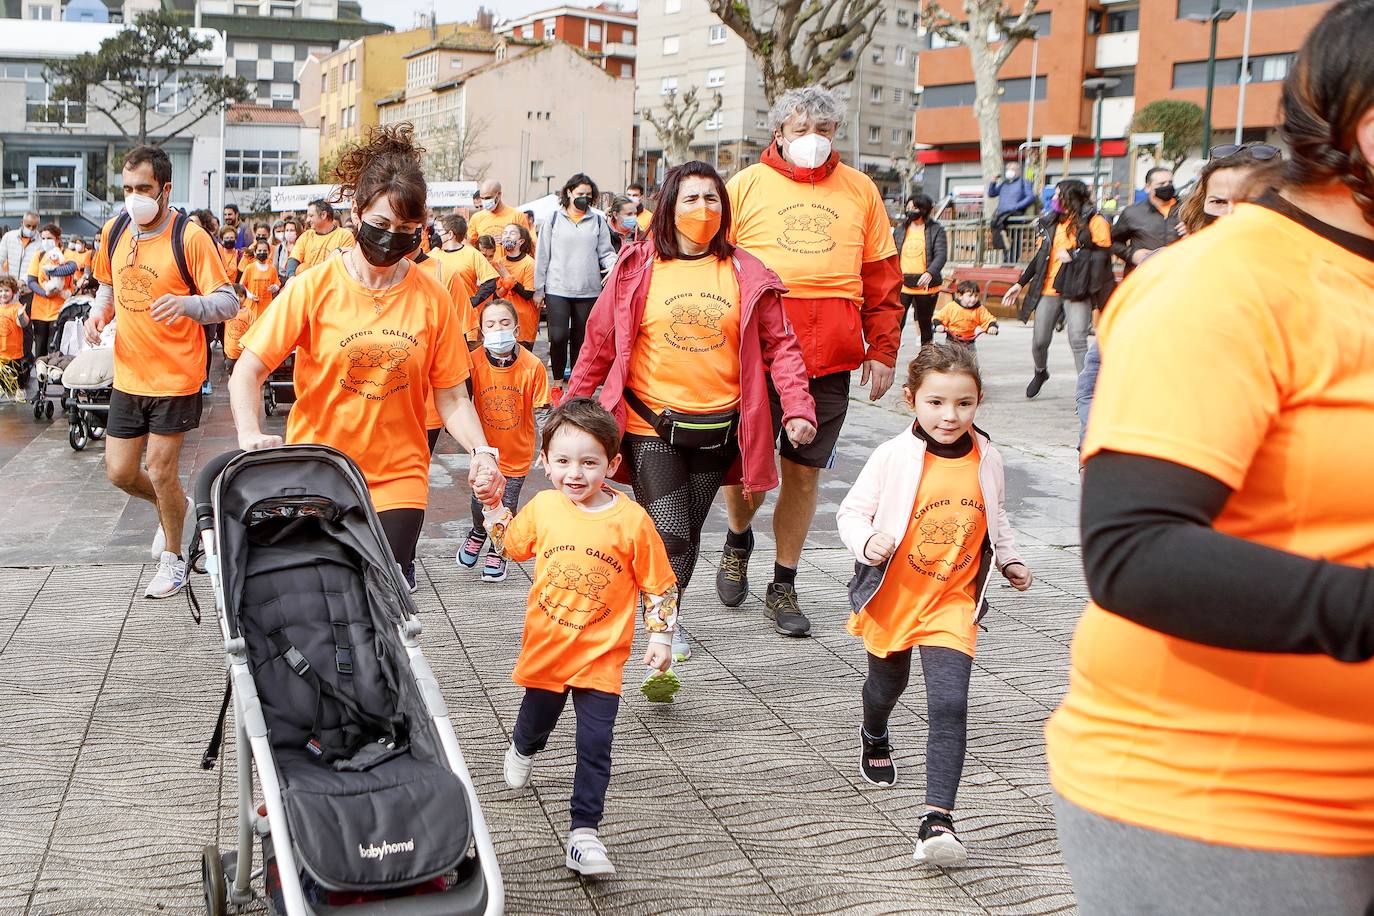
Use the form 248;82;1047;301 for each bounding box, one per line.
356;0;637;31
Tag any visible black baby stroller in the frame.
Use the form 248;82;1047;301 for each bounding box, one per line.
193;446;503;915
30;296;92;421
264;352;297;416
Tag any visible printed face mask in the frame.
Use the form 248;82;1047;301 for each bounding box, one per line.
675;206;722;245
785;133;832;169
502;238;519;252
483;327;517;353
355;221;420;268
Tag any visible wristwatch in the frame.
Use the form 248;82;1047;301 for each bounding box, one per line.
472;446;500;463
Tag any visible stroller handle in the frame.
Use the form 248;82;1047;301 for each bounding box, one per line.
195;449;243;533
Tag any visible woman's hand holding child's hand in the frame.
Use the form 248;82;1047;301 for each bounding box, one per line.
1003;562;1033;591
644;643;672;672
864;533;897;564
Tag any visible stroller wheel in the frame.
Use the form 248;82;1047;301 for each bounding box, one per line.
201;844;227;916
32;399;41;419
43;399;54;420
263;389;276;417
69;418;88;451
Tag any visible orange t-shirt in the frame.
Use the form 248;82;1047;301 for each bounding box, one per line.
497;254;538;344
218;244;240;280
240;259;279;315
467;205;533;247
27;250;72;322
899;223;927;295
726;161;896;303
847;449;985;658
431;245;498;338
240;256;471;512
72;248;93;274
935;301;997;341
624;255;743;437
289;225;354;273
1046;201;1374;855
636;210;653;231
504;489;676;695
0;303;25;360
93;214;230;397
1042;214;1111;295
223;299;254;361
469;347;550;477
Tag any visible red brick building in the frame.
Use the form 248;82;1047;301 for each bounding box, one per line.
495;3;637;79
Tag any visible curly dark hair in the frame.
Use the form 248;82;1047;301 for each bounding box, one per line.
331;124;428;224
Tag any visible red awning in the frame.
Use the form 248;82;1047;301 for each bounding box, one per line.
916;140;1127;164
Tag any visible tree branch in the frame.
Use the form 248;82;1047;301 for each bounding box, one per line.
920;2;972;45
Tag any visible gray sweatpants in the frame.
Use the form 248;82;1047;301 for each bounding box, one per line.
1031;294;1092;374
1055;793;1374;915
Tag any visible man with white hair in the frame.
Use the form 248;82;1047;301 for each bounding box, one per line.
468;179;534;246
716;85;902;638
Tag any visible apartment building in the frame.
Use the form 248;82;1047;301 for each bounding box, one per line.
635;0;920;200
223;103;320;211
495;3;638;79
377;40;635;203
314;25;500;169
912;0;1334;197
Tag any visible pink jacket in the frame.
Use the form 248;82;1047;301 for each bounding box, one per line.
567;240;816;495
836;425;1023;623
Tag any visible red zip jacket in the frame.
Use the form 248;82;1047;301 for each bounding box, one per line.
567;240;817;495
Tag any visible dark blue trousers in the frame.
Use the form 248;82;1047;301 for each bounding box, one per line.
512;686;620;830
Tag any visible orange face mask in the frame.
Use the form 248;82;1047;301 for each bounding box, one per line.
675;206;722;245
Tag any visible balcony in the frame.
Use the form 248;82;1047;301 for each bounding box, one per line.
1099;96;1136;138
1095;31;1138;70
603;41;636;58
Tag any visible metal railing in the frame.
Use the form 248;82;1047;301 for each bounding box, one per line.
943;216;1042;268
0;187;116;224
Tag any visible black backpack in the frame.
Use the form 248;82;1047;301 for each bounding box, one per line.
103;208;200;296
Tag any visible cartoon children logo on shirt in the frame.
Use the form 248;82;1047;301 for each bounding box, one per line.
338;329;416;401
907;498;986;583
479;385;521;430
117;266;157;313
777;202;839;255
662;290;731;352
537;554;617;628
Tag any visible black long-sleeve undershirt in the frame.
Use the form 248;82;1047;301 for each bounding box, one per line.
1081;451;1374;662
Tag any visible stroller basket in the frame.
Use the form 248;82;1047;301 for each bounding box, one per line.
195;446;503;915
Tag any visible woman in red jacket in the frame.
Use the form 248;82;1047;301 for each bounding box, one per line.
568;161;817;663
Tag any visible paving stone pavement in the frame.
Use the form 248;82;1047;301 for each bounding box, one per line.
0;322;1087;915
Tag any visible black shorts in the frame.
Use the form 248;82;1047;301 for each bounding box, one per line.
107;389;203;439
767;370;850;470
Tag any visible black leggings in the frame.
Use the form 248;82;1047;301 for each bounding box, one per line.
378;508;424;578
899;292;939;346
30;319;54;361
862;646;972;810
621;432;738;597
544;294;597;381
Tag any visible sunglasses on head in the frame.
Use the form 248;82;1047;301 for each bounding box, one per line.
1209;143;1281;161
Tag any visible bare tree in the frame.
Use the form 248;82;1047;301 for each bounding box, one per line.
642;87;723;168
707;0;884;104
423;115;493;182
921;1;1040;210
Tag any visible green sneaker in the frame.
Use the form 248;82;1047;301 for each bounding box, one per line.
640;667;682;704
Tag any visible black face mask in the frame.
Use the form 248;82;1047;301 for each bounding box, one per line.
1154;184;1177;202
254;249;269;261
221;238;236;249
906;209;928;222
356;221;420;268
573;195;592;212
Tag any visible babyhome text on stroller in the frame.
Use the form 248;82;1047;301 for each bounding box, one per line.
358;838;416;861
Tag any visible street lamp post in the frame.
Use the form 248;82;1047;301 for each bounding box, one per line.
202;169;217;209
1083;77;1121;203
1187;0;1237;154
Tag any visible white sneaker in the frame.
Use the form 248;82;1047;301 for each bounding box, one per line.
565;828;615;877
145;551;188;599
151;495;193;560
503;743;533;789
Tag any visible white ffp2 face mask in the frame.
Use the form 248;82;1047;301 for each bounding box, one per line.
124;191;162;226
785;133;833;169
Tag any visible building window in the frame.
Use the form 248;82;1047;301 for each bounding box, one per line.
542;17;557;35
26;3;55;19
665;0;680;12
450;56;463;70
706;67;725;87
660;76;679;94
892;87;903;104
1178;0;1325;15
1095;7;1139;33
620;62;632;77
869;85;882;103
1172;52;1295;88
589;23;602;42
7;62;85;123
663;34;680;54
921;76;1048;108
895;45;906;65
867;125;880;143
892;127;903;143
709;24;727;43
623;29;634;44
225;148;297;191
705;111;722;131
754;109;767;129
522;24;534;39
530;160;543;180
871;45;884;64
896;8;908;26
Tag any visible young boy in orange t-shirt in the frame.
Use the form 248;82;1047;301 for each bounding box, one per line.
457;299;550;581
500;397;679;877
933;281;999;348
0;276;29;398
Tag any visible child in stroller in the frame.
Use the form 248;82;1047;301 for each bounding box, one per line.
194;446;504;915
30;278;97;421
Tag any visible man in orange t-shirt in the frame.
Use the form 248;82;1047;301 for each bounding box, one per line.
86;145;238;600
467;180;533;246
714;85;903;636
284;199;354;279
432;214;498;337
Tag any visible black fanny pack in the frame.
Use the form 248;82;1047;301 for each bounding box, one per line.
626;390;738;450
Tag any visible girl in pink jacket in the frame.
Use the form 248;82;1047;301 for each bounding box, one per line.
836;342;1032;868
